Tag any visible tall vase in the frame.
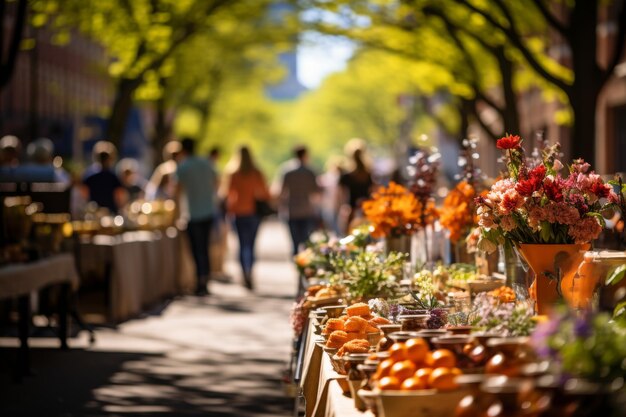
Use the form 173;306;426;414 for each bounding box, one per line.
501;242;533;302
517;243;591;315
385;234;412;257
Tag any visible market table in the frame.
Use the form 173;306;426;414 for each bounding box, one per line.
76;228;194;322
0;253;80;376
298;313;373;417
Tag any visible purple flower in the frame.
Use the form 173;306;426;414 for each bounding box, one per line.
573;313;592;338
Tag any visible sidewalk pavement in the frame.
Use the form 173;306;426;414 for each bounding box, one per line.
0;219;300;417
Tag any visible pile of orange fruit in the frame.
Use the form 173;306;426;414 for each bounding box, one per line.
374;338;462;391
489;286;516;303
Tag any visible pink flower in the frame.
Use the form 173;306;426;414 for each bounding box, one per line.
499;189;524;215
492;179;515;194
500;215;517;232
571;159;591;174
552;160;563;171
527;206;547;231
568;216;603;244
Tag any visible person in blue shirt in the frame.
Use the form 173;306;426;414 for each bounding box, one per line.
176;137;217;296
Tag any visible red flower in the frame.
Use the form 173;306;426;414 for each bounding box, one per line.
515;178;541;197
589;181;611;199
529;165;546;181
496;134;522;150
544;178;564;202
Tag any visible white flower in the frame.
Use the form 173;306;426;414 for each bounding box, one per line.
477;236;498;254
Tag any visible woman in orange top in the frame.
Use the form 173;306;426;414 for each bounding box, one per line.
224;146;270;290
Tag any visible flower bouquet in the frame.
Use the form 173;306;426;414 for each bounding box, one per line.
476;134;618;313
362;181;422;254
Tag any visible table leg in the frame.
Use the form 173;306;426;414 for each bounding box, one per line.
58;283;69;350
17;294;31;379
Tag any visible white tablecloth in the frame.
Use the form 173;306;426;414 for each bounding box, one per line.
0;253;79;299
77;229;193;322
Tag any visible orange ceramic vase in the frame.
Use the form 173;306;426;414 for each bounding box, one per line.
517;243;591;315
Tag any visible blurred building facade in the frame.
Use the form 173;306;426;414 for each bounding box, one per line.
471;1;626;177
0;5;114;162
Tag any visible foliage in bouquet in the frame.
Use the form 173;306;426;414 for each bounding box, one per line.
293;229;365;278
405;145;441;227
462;290;535;336
362;181;423;238
439;181;477;243
476;134;618;251
409;269;448;328
330;251;404;300
531;308;626;382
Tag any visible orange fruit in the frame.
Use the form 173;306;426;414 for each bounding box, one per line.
388;342;408;362
374;358;395;380
414;367;433;387
390;360;417;382
424;351;434;367
450;367;463;377
405;338;429;363
430;349;457;368
401;376;426;391
378;376;401;391
428;367;458;391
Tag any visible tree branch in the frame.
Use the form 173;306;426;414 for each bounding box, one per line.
0;0;27;88
425;8;507;120
456;0;571;94
602;0;626;85
0;0;6;62
530;0;568;37
471;99;499;142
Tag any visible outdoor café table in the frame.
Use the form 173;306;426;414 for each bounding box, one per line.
0;253;79;376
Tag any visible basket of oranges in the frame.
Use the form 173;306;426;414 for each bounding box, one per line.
371;338;468;417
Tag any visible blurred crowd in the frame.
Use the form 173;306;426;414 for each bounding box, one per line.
0;135;383;295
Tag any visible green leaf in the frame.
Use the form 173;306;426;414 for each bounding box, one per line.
540;221;551;242
606;264;626;286
613;300;626;321
586;212;606;228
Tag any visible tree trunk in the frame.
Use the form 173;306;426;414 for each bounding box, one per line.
569;93;598;163
0;0;27;92
152;89;171;166
495;46;520;135
568;0;601;164
459;98;472;142
106;78;142;149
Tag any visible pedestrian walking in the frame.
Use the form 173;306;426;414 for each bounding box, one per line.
223;145;270;290
176;137;217;296
338;142;374;233
278;145;321;255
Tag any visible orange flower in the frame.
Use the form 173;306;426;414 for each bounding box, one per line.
362;182;423;238
439;181;476;243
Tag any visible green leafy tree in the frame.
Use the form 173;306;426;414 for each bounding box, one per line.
31;0;296;149
450;0;626;165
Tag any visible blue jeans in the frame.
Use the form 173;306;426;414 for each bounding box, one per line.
234;215;260;276
186;217;213;290
288;218;316;256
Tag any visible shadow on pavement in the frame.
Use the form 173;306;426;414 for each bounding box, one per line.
0;347;292;417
